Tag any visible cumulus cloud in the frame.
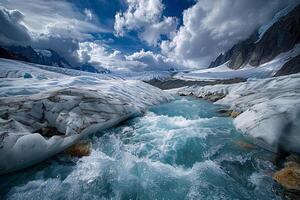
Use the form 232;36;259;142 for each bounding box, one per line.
114;0;177;46
77;41;178;72
0;6;31;45
126;49;179;71
161;0;299;68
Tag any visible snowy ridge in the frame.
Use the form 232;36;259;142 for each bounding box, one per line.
0;68;173;174
174;44;300;81
0;58;120;80
256;3;299;43
177;73;300;154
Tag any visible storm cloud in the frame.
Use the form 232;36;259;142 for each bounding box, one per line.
0;7;31;45
161;0;300;68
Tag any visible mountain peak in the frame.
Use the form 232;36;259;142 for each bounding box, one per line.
209;5;300;70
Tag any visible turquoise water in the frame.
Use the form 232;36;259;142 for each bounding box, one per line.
0;97;281;200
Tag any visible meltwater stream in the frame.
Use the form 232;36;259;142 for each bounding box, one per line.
1;97;281;200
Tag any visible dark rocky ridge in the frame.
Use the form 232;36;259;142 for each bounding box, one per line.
0;45;110;74
5;46;71;69
0;47;29;62
209;5;300;70
275;54;300;76
145;77;246;90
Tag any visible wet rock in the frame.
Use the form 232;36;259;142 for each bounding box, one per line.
203;93;225;102
230;111;241;118
64;141;91;157
273;161;300;191
38;127;64;137
217;109;242;118
217;109;229;114
235;140;255;150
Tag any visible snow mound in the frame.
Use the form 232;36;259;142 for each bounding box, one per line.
0;75;173;174
177;73;300;154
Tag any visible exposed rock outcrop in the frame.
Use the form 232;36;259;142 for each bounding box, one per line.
218;109;242;118
64;140;91;157
275;55;300;76
5;46;71;69
0;47;29;62
146;77;245;90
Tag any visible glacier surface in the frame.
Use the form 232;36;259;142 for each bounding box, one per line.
0;60;173;174
177;73;300;154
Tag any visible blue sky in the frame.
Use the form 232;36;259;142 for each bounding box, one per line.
0;0;299;72
67;0;196;54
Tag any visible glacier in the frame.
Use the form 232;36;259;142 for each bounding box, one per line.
0;59;173;174
177;73;300;154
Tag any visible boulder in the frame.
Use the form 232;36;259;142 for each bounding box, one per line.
274;162;300;191
64;140;91;157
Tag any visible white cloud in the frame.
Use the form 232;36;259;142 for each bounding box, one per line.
114;0;177;46
84;8;93;21
77;41;179;72
126;49;179;71
140;16;178;46
161;0;298;68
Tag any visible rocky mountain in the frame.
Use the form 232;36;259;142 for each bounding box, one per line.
275;54;300;76
4;45;71;68
0;45;111;74
209;5;300;72
0;47;29;62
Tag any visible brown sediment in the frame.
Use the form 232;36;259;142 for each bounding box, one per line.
217;109;242;118
235;140;255;150
64;140;91;157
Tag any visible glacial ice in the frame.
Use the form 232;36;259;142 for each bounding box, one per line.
0;67;173;174
177;73;300;154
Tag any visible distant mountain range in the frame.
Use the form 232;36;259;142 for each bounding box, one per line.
0;45;110;74
209;5;300;75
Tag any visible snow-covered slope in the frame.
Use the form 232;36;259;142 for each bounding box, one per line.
177;73;300;154
0;63;173;174
0;58;173;81
0;58;120;80
175;45;300;81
